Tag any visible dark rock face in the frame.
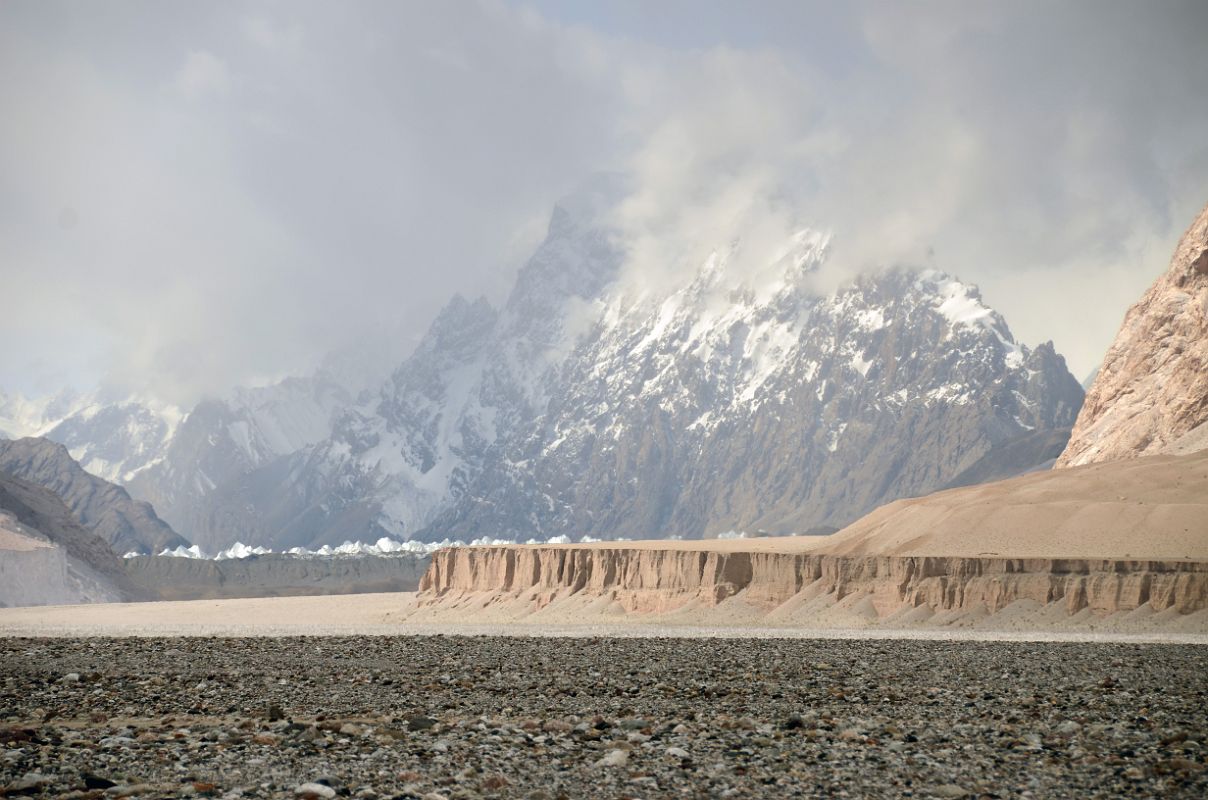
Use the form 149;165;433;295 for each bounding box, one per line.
941;428;1072;490
0;437;188;555
0;472;136;601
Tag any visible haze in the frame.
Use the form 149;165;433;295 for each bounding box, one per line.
3;0;1207;402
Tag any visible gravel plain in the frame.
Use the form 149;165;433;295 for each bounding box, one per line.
2;636;1206;799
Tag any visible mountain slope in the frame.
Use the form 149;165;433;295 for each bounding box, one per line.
818;448;1208;560
423;265;1083;541
171;203;626;551
0;472;135;605
124;364;379;543
0;437;188;555
172;202;1083;550
1058;202;1208;466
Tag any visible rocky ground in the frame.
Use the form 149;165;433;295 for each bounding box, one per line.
1;637;1206;799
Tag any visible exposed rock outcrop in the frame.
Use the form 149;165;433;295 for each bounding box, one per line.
0;437;188;555
1058;203;1208;467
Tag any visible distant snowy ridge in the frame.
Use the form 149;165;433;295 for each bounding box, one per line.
0;390;184;483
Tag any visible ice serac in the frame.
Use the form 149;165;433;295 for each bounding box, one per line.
1058;202;1208;467
0;437;188;555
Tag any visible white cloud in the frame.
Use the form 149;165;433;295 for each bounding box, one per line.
1;0;1206;400
240;16;303;53
174;50;230;97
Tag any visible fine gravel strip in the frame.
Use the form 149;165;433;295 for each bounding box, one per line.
1;638;1206;799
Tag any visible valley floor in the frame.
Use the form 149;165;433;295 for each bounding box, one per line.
0;591;1206;641
2;636;1206;798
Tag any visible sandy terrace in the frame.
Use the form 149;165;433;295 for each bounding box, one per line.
523;450;1208;560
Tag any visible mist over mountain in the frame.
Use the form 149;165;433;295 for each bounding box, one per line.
4;2;1207;406
6;195;1084;550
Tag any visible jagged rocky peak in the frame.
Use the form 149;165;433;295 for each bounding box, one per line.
414;247;1083;543
170;207;1083;551
1058;202;1208;467
384;294;497;405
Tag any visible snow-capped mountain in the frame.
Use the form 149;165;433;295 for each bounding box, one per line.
5;196;1085;552
420;251;1083;541
170;202;625;551
1;365;381;545
164;201;1083;550
0;390;183;483
122;369;368;541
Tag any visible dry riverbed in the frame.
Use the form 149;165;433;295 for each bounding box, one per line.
2;637;1206;799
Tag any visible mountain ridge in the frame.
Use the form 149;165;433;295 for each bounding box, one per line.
4;203;1086;552
0;437;189;555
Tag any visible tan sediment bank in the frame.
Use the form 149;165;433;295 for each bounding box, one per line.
416;451;1208;630
419;548;1208;617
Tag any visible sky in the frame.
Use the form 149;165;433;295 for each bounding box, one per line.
2;0;1207;403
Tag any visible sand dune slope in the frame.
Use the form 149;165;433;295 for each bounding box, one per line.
820;449;1208;559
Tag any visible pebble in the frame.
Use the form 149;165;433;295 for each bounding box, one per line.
0;637;1204;799
595;749;629;768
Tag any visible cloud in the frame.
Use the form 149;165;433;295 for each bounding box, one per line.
599;1;1208;375
174;50;230;97
1;0;1206;402
240;16;303;53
